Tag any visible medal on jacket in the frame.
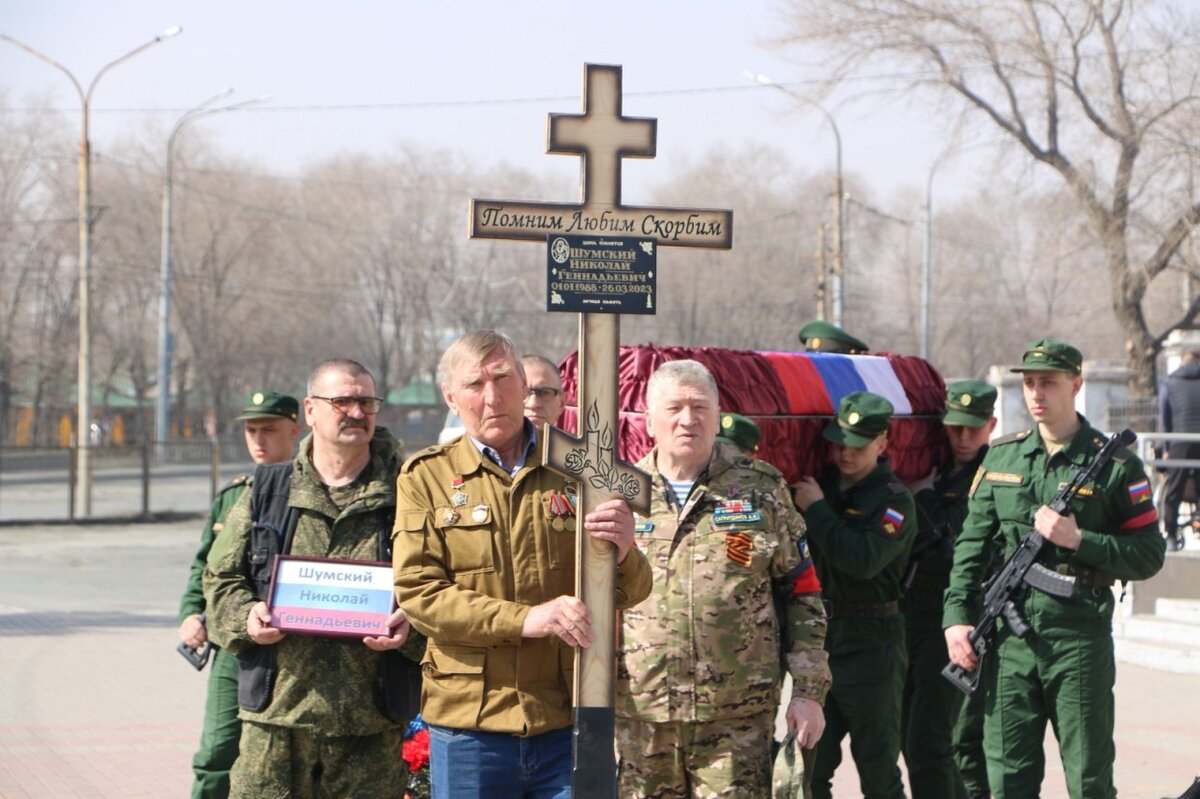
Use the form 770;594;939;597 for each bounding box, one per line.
443;508;460;524
450;476;468;507
471;504;489;523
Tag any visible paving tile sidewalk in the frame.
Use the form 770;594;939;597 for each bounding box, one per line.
0;521;1196;798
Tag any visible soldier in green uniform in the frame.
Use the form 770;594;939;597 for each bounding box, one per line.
617;361;830;798
206;359;420;798
798;320;870;354
177;390;300;799
792;391;917;799
944;339;1165;799
901;380;996;799
716;411;763;455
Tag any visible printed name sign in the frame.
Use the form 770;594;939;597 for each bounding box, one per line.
269;555;395;638
547;234;657;314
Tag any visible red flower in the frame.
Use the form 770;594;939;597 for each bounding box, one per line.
402;728;430;772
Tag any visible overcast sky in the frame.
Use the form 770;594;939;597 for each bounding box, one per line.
1;1;961;205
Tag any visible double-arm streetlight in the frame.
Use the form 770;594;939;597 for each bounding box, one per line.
157;90;269;460
747;72;845;327
2;26;182;517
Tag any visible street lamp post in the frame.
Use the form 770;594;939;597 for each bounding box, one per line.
156;90;267;461
748;72;845;326
2;26;182;517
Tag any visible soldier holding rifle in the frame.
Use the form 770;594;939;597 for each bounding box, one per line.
943;339;1164;799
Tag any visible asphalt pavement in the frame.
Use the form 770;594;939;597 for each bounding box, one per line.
0;518;1196;798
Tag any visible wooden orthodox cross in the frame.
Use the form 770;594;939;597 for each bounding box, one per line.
469;63;732;798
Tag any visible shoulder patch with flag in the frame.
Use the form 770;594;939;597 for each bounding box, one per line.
1120;478;1158;531
880;507;906;537
1127;479;1152;503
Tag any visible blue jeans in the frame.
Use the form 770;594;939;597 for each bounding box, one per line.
428;724;572;799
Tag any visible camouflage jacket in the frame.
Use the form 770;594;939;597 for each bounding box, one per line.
394;433;653;736
617;442;830;723
802;459;917;655
204;431;417;735
178;474;248;626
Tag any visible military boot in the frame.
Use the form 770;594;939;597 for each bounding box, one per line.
1162;776;1200;799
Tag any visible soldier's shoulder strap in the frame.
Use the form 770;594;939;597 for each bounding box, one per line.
991;429;1032;447
401;442;453;474
218;473;251;495
743;456;783;480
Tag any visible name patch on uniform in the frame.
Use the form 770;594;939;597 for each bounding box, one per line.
1058;482;1096;498
845;507;865;518
712;499;761;525
725;531;753;566
880;507;905;537
985;472;1025;485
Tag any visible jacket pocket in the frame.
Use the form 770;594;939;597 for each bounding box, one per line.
393;509;428;574
422;645;486;724
434;514;495;575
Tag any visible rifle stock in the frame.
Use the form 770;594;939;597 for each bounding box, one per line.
942;428;1136;695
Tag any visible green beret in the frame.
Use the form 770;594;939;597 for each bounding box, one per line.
236;390;300;422
798;320;869;354
942;380;997;428
822;391;893;447
716;412;762;453
1009;339;1083;375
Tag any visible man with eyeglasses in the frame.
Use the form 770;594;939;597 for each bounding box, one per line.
393;330;652;798
521;354;566;430
206;358;423;798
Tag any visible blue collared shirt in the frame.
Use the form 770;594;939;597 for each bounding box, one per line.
469;419;538;477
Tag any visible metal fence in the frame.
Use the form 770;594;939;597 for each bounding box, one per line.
0;438;253;524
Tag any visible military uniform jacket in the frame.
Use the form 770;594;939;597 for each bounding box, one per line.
204;433;405;736
802;460;917;655
393;434;653;737
179;474;248;627
908;447;988;601
617;442;830;724
943;418;1165;631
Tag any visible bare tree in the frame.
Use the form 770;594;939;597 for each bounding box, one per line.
775;0;1200;394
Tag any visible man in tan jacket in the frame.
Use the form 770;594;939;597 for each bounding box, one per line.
393;330;652;799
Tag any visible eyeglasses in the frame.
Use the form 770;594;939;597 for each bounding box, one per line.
310;395;384;414
527;387;561;401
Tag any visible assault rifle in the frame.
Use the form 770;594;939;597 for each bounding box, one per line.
941;428;1136;695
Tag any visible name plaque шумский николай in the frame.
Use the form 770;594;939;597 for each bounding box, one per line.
268;555;395;637
546;234;656;315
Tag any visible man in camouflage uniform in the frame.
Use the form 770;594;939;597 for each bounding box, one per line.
178;390;300;799
617;359;830;798
393;330;652;799
945;340;1165;799
792;391;917;799
901;380;996;799
206;359;419;798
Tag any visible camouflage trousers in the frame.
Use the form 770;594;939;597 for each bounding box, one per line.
616;711;775;798
229;720;408;799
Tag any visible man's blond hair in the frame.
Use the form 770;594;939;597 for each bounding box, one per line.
438;330;522;389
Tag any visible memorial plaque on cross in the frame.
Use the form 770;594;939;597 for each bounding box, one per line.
469;63;733;799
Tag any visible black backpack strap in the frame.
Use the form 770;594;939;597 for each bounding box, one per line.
247;462;298;601
238;461;297;714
